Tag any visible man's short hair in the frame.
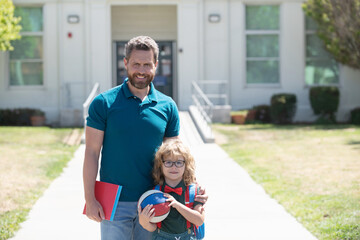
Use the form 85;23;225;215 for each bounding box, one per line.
125;36;159;63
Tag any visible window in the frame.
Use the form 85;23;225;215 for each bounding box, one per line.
305;16;339;85
9;7;43;86
245;5;280;84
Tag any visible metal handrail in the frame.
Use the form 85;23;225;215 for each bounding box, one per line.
191;81;214;138
82;82;100;127
192;82;214;108
197;80;229;105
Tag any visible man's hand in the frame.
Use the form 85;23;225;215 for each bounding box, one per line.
85;199;105;222
138;204;157;232
195;185;208;212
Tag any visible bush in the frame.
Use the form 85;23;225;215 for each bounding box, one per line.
350;107;360;125
245;105;271;124
270;94;297;124
0;108;42;126
309;86;340;123
245;109;256;123
253;105;271;123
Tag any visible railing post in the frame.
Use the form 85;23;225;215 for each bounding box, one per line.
190;81;215;143
82;83;100;143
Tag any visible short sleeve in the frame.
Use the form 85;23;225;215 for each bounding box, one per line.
164;101;180;137
86;94;107;131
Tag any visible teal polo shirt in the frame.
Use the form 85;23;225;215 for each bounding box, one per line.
86;79;180;201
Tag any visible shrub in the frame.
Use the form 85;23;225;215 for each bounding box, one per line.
0;108;42;126
309;86;339;123
350;107;360;125
32;109;45;116
245;105;271;124
270;94;297;124
253;105;271;123
245;109;256;123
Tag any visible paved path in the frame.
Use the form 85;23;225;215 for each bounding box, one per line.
10;112;317;240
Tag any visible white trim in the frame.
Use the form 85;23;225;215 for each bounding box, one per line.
246;57;280;61
245;83;281;88
245;30;280;35
8;5;45;89
244;4;281;87
19;32;43;36
9;59;42;62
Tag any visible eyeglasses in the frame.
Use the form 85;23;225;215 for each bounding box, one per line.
162;160;185;168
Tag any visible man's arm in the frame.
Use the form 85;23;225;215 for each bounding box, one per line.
83;126;105;222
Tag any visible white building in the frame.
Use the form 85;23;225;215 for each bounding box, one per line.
1;0;359;126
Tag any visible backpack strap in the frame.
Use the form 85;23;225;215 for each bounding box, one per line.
154;184;163;229
185;183;197;229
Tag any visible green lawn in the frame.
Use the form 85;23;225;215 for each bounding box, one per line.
213;124;360;240
0;127;79;240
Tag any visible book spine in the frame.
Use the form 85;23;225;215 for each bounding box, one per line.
110;186;122;221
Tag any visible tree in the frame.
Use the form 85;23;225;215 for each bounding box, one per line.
0;0;21;51
303;0;360;70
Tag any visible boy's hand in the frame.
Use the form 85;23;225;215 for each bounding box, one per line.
165;193;181;209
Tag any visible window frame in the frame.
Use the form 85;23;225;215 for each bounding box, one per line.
304;16;340;87
8;5;45;90
244;4;281;87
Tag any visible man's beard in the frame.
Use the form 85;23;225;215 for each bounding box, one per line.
128;73;154;90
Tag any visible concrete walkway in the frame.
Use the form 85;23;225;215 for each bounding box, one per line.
10;112;317;240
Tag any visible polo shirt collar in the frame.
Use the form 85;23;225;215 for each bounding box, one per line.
122;78;158;103
164;180;185;189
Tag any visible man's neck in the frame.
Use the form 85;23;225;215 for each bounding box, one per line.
127;81;149;101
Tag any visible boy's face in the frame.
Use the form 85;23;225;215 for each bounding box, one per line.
161;155;185;185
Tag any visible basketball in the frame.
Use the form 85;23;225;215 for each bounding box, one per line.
138;190;170;223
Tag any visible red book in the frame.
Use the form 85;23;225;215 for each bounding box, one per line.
83;181;122;221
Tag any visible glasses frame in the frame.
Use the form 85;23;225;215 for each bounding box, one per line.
162;160;185;168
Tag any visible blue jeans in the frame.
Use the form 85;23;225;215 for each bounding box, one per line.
101;202;152;240
152;229;196;240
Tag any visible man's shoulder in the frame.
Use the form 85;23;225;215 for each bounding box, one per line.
96;85;124;105
101;85;122;98
154;89;176;105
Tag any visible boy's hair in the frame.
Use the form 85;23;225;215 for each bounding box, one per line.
124;36;159;63
153;139;196;186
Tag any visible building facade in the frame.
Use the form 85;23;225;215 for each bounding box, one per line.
1;0;359;126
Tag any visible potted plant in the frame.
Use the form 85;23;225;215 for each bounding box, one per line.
30;109;46;126
231;110;247;124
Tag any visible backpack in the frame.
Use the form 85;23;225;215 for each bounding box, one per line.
154;183;205;239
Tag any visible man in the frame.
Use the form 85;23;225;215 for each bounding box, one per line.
83;36;206;240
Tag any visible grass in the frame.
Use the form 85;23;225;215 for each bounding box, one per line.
0;127;80;240
213;124;360;240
